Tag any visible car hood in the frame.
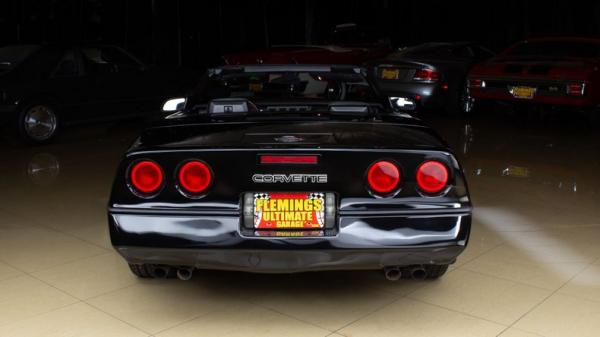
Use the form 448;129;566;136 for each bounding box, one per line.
132;121;446;152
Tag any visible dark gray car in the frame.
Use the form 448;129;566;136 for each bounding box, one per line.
367;42;494;115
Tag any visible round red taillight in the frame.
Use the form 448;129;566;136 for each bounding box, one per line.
130;160;164;194
178;160;212;194
367;160;401;194
416;161;449;194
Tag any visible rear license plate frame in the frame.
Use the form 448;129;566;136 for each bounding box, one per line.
381;68;400;80
242;192;336;230
509;86;537;99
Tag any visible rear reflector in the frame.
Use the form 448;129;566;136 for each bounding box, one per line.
566;83;585;96
260;155;318;164
468;79;485;88
129;160;164;195
178;160;213;194
416;161;449;194
367;160;401;194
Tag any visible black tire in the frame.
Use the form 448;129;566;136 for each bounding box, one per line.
17;102;60;145
425;264;449;279
445;82;474;117
128;264;175;279
128;264;154;278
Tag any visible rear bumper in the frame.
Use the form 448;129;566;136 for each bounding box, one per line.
116;246;465;273
109;211;471;272
471;89;598;107
469;79;598;108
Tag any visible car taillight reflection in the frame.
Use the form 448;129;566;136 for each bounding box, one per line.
416;161;449;194
367;160;401;194
566;82;585;96
178;160;213;195
413;69;440;82
129;160;164;195
468;79;485;88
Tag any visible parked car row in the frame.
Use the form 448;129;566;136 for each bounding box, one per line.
2;34;599;145
224;36;600;118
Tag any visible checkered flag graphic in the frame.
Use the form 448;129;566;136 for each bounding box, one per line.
308;193;324;200
254;193;270;200
253;193;270;227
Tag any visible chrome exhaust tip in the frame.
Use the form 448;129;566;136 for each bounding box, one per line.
410;266;427;280
149;265;171;279
176;267;194;281
383;267;402;281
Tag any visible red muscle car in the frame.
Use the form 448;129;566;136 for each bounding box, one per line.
467;37;600;110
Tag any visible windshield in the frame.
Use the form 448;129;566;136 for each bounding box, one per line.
198;70;378;103
506;41;600;59
0;45;40;72
179;68;388;120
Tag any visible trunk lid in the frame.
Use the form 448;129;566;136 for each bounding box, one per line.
135;121;445;151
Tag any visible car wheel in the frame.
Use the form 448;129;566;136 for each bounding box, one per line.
18;103;60;145
458;84;475;115
128;264;174;279
445;82;473;117
424;264;449;279
128;264;154;278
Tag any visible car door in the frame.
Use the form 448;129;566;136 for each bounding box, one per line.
80;46;151;121
43;49;101;123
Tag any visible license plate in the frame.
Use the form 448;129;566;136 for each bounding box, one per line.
253;192;325;229
381;68;400;80
502;165;530;178
510;86;536;99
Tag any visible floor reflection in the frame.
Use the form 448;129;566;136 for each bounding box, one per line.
0;112;599;336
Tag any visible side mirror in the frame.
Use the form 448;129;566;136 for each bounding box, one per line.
389;96;416;112
162;98;186;112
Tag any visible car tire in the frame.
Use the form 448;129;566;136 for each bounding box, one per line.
128;264;154;278
17;102;60;145
128;264;175;279
425;264;449;279
446;82;474;117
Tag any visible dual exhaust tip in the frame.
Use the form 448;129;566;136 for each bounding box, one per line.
149;265;194;281
383;266;427;281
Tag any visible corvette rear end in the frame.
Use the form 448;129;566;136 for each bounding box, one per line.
108;65;471;280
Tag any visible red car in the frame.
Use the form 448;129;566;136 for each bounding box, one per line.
223;44;390;66
468;37;600;111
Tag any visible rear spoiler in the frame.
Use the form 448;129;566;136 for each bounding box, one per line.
209;65;364;77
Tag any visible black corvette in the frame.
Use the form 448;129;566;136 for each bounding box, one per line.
108;65;472;281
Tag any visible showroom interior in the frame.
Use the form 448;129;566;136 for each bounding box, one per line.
1;1;600;336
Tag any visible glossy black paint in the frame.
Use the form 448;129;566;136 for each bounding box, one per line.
108;117;472;272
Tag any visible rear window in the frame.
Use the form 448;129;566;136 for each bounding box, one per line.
0;45;40;72
392;45;454;59
507;41;600;59
198;70;377;103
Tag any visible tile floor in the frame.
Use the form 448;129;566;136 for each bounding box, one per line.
0;115;599;336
